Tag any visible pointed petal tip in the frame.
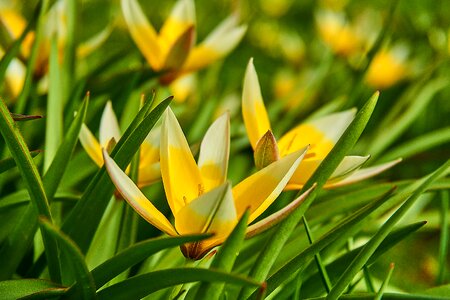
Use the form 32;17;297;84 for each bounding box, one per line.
245;183;316;238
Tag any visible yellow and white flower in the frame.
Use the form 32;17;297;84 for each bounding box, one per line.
103;107;313;259
121;0;247;86
242;59;401;189
79;101;161;187
365;46;408;89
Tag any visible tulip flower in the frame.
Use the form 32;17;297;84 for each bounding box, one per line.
103;107;314;259
242;59;401;190
0;0;110;97
79;101;161;187
316;10;366;57
365;47;408;89
121;0;247;86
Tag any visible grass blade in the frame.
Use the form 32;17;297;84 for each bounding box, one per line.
436;190;449;285
92;234;210;288
195;211;250;300
327;159;450;299
97;268;261;300
0;279;66;300
300;221;426;298
44;36;63;171
0;97;61;281
0;150;40;174
240;92;379;299
262;187;394;297
60;97;171;254
39;218;96;300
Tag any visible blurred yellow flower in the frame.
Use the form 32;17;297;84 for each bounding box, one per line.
79;101;161;188
365;48;408;89
103;107;313;259
0;0;110;97
316;10;364;57
242;59;401;189
121;0;246;84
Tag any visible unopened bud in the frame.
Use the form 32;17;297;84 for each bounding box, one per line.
254;130;280;169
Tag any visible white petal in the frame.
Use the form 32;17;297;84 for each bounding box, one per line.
198;113;230;191
99;101;121;147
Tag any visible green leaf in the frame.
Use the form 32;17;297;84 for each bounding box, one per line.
44;36;63;171
240;92;379;299
300;221;427;298
327;160;450;299
0;279;66;300
261;187;394;297
374;263;395;300
92;234;210;288
60;97;171;254
43;94;89;198
0;97;88;280
97;268;261;300
195;211;250;300
0;150;41;174
368;79;448;158
422;284;450;297
0;97;60;282
309;292;450;300
39;218;96;300
436;190;449;285
380;127;450;163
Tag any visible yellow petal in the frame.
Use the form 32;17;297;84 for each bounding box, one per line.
278;109;356;158
161;107;203;215
138;162;161;187
242;58;272;149
99;101;121;148
325;158;402;188
121;0;162;70
198;113;230;192
175;182;237;237
233;147;308;223
103;149;177;236
285;159;322;190
246;184;315;238
139;127;160;167
159;0;196;59
169;73;197;102
182;15;247;72
79;124;103;167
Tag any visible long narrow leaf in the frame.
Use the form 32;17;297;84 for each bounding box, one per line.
301;221;426;298
39;218;96;300
92;234;210;288
261;187;394;297
240;92;379;299
61;97;171;254
0;279;66;300
0;97;60;282
97;268;261;300
327;160;450;299
195;211;250;300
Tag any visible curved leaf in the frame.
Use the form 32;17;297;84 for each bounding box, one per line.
92;234;210;288
0;279;66;300
97;268;261;300
39;218;96;300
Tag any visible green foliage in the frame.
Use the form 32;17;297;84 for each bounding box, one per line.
0;0;449;299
